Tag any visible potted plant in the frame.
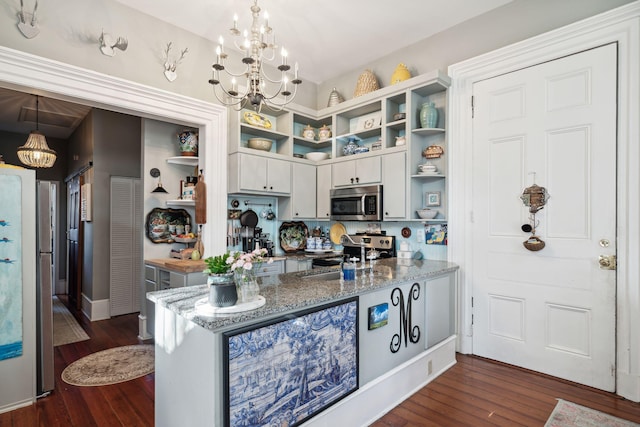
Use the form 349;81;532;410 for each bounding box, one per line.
203;252;237;307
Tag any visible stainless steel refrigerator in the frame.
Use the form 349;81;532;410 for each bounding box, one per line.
36;180;54;395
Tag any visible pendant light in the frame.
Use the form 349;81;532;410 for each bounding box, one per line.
17;95;57;168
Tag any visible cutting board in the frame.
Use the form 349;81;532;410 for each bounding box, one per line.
163;259;207;273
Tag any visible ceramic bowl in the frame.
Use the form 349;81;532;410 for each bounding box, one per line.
354;147;370;154
393;112;406;121
304;152;330;161
416;209;438;219
247;138;273;151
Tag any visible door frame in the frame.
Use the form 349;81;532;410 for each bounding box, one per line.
448;2;640;401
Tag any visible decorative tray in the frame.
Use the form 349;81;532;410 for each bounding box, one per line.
243;111;272;129
304;249;334;254
194;296;266;316
278;221;309;253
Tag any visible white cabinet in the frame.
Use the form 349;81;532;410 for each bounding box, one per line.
291;162;316;219
285;258;312;273
228;152;291;195
382;151;406;219
317;164;331;219
332;156;381;187
254;260;284;277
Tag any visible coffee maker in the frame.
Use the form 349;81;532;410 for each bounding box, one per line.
241;226;255;253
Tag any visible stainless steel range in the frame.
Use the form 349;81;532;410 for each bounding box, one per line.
341;233;396;260
310;233;396;269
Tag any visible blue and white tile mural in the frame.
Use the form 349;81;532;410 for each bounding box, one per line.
225;298;358;427
0;175;23;361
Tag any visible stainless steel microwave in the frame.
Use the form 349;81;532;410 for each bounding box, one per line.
330;185;383;221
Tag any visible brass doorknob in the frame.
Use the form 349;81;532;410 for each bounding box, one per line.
599;255;616;270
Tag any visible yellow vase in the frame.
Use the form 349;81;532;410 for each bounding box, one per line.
390;63;411;85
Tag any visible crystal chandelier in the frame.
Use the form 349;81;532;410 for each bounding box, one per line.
17;95;57;168
208;0;302;112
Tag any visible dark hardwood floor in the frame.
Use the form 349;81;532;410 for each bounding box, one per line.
0;296;154;427
2;297;639;426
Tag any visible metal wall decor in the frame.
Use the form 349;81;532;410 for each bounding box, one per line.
163;42;188;82
520;173;550;251
99;30;128;56
17;0;39;38
389;283;421;353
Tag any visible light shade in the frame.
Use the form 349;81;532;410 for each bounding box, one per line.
17;130;57;168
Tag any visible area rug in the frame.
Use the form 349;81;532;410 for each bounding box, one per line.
53;296;90;347
545;399;640;427
61;344;155;386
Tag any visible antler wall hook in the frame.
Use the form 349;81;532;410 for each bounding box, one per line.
17;0;39;39
99;30;128;56
163;42;189;82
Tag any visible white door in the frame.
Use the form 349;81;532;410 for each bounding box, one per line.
471;44;617;391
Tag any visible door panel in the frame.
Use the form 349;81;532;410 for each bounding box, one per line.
67;177;82;310
471;44;617;391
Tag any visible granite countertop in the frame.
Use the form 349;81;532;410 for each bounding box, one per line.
148;258;458;333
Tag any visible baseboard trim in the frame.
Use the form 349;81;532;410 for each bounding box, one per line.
303;335;457;426
81;294;110;321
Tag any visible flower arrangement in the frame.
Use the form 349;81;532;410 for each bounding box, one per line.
228;247;272;274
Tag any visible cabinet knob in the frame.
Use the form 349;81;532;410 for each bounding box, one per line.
270;186;273;190
326;213;329;216
295;212;299;216
350;178;354;183
355;177;360;183
263;185;267;189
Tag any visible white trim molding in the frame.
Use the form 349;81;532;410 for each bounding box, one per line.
448;1;640;401
0;46;228;338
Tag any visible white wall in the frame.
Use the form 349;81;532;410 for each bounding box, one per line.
317;0;635;110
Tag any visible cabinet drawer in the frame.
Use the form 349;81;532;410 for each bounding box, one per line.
145;279;157;293
145;265;157;282
255;260;284;277
169;271;207;288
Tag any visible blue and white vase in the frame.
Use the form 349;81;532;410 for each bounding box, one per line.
178;130;198;157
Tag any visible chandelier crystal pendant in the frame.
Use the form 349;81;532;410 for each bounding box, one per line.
17;95;57;168
208;0;302;112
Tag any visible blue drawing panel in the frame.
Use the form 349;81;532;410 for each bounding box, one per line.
0;174;23;360
224;298;359;427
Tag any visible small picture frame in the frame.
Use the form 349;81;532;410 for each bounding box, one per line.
426;191;441;207
368;303;389;330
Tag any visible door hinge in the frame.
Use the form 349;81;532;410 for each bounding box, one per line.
611;365;616;377
471;95;475;118
471;297;474;308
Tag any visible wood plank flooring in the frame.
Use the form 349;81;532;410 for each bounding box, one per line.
1;297;639;426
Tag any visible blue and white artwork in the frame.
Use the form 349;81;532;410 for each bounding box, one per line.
0;174;23;361
225;298;358;427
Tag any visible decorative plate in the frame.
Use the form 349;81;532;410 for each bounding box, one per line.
243;111;272;129
279;221;309;252
329;222;347;245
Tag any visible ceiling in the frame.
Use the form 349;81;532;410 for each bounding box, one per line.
0;0;512;140
114;0;513;84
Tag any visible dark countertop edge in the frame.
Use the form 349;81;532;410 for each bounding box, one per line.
148;258;458;333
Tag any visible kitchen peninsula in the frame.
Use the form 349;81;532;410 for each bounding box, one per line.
149;258;458;426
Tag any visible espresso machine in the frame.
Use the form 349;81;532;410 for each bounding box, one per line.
242;227;274;256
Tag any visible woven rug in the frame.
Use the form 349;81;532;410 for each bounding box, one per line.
53;296;90;347
546;399;640;426
61;344;155;386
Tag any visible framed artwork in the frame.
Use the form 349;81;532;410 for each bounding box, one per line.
368;303;389;330
0;174;23;361
426;191;441;207
224;298;359;427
